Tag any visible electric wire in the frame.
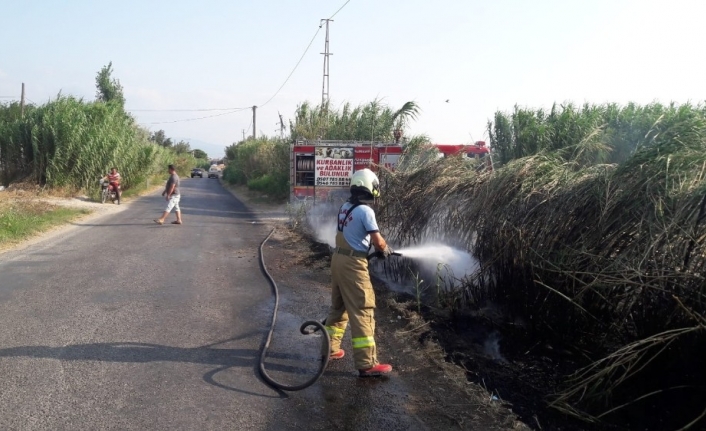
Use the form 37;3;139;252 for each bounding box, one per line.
244;120;253;136
329;0;351;19
258;26;322;109
131;107;249;112
258;0;349;109
146;107;250;125
258;227;330;391
258;0;351;108
126;1;351;122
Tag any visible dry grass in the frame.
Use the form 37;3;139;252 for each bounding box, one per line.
376;109;706;429
0;196;89;248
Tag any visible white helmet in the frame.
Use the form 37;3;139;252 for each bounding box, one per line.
350;168;380;198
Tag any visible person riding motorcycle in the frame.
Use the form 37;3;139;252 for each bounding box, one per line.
324;168;395;377
103;167;122;203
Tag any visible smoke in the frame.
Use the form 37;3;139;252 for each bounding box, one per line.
305;202;339;248
302;203;481;292
483;331;507;363
395;243;479;284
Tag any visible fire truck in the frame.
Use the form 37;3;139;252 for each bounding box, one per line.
290;140;490;202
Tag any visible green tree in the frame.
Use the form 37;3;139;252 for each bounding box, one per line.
192;149;207;159
225;141;241;161
172;140;191;154
95;62;125;107
391;101;420;142
150;129;166;146
290;99;421;142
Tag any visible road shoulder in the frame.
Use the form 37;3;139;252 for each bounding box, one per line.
0;185;161;256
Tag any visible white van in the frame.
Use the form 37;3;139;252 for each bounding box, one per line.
208;165;220;179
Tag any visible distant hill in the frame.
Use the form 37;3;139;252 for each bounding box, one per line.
174;137;226;160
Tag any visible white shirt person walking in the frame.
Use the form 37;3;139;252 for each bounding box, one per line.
154;164;183;225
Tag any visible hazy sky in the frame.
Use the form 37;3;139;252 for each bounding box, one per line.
1;0;705;158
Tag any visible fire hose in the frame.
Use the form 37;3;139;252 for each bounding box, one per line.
257;227;403;391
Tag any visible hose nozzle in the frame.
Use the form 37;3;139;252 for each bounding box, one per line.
366;251;403;261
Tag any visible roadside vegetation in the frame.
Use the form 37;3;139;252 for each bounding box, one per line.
223;137;290;200
290;99;420;142
0;63;210;245
222;99;424;202
0;63;209;196
0;196;89;248
378;101;706;430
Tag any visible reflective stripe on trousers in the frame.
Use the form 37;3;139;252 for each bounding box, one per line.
352;336;375;349
325;326;345;340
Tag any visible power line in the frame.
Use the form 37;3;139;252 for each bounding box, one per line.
329;0;350;19
258;26;322;108
117;1;352;125
130;107;248;112
130;19;325;120
147;107;250;125
0;97;37;104
259;0;350;109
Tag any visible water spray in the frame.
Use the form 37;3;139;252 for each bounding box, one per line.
393;244;478;281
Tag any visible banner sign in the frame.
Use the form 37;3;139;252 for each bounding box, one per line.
315;147;354;186
380;153;400;171
354;146;377;171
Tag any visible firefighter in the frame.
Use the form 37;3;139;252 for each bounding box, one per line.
325;168;394;377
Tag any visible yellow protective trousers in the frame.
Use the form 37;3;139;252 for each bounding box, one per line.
324;232;378;370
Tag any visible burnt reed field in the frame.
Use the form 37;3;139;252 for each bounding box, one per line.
377;102;706;430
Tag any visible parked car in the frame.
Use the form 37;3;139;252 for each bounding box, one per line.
191;168;203;178
207;166;220;179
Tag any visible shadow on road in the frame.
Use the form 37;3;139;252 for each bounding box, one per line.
0;337;343;398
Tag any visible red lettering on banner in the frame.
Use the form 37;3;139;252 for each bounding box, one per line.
315;147;354;186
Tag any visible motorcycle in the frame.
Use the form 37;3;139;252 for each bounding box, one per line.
100;179;120;204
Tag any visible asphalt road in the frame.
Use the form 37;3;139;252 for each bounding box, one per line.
0;178;438;431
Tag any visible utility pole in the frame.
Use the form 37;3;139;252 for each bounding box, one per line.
20;83;25;118
242;129;245;142
252;105;257;140
320;19;333;107
319;19;333;140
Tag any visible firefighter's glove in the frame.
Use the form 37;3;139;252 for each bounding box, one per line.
375;245;394;260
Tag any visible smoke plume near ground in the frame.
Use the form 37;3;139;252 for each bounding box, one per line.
305;202;338;248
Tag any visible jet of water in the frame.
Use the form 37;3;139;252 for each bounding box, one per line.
395;243;479;280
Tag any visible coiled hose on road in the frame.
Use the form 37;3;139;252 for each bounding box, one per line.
258;227;331;391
